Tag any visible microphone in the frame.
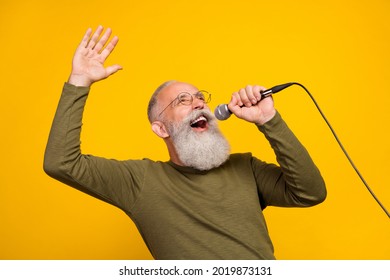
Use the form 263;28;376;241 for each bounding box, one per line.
214;82;295;120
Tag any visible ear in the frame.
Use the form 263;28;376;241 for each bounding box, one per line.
151;121;170;139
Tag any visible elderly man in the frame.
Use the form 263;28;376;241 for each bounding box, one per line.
44;26;326;259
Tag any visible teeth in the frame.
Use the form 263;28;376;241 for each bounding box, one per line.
190;115;207;125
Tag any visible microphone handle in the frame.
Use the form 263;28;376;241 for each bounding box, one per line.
259;88;273;100
214;82;295;120
244;82;295;106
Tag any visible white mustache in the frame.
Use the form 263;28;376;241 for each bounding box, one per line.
183;109;216;126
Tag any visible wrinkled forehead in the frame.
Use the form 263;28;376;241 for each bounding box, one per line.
159;82;200;103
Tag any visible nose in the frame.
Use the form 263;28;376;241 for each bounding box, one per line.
192;96;206;110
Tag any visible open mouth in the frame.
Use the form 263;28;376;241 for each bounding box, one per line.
190;115;208;130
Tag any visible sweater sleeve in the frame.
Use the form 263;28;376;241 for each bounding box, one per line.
253;111;327;208
43;83;146;212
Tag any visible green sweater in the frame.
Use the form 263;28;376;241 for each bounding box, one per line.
44;83;326;259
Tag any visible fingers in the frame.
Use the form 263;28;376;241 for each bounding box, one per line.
86;25;104;49
232;85;267;107
80;28;93;47
93;28;113;53
79;25;120;64
228;84;276;124
84;26;117;53
100;35;119;61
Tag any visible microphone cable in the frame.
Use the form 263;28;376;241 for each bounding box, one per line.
285;82;389;219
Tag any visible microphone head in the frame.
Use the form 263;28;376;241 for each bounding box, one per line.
214;104;231;120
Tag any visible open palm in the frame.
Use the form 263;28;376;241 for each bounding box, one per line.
69;26;122;87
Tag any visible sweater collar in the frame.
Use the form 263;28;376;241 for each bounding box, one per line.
167;160;209;175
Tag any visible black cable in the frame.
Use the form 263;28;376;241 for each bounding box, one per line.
289;82;390;219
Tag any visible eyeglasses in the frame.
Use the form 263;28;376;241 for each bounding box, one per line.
157;90;211;117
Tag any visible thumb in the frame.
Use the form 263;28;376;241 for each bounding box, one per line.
106;64;123;77
227;95;241;116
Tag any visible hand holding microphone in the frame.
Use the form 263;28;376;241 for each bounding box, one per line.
214;82;294;125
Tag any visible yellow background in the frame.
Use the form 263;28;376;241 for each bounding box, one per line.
1;0;389;259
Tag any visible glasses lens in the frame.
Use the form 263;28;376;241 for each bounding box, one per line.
178;92;193;105
198;90;211;103
194;91;205;101
176;91;211;107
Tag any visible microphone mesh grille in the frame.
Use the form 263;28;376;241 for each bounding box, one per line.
214;104;231;120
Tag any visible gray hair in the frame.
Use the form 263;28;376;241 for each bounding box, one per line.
147;80;176;123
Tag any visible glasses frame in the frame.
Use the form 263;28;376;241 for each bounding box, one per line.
157;90;211;117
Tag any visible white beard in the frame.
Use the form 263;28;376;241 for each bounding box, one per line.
165;109;230;171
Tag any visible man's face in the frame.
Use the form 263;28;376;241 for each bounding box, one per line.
157;82;230;170
158;82;211;133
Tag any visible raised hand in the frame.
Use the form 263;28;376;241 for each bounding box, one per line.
68;26;122;87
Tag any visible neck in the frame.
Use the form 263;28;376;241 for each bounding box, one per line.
165;139;184;166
